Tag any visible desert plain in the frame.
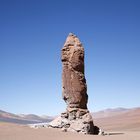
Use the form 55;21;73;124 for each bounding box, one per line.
0;108;140;140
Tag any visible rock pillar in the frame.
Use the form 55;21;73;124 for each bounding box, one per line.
61;33;88;109
48;33;95;134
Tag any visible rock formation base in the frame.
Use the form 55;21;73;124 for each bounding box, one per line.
48;108;94;134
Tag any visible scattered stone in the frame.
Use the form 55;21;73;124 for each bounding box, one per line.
28;123;48;129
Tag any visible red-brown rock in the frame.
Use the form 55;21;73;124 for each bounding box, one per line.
62;33;88;109
48;33;96;134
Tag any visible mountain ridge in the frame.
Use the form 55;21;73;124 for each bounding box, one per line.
0;107;140;128
92;107;140;119
0;109;54;124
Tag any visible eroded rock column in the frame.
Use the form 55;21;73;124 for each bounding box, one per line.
48;33;95;134
62;33;88;109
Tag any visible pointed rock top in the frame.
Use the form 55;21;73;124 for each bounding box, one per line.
64;33;82;47
68;32;75;36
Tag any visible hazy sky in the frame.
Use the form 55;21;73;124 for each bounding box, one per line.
0;0;140;116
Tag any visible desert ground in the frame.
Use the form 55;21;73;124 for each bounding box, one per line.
0;122;140;140
1;108;140;140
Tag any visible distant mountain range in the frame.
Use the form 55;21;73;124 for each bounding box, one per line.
92;107;130;118
1;107;140;130
92;107;140;131
0;110;54;124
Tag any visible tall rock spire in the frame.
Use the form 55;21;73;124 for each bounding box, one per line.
48;33;95;134
62;33;87;109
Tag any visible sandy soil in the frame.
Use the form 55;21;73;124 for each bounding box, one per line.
0;122;140;140
94;108;140;132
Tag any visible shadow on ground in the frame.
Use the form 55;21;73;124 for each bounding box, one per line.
108;132;124;135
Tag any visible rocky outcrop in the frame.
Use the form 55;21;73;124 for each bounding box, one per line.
48;33;95;134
